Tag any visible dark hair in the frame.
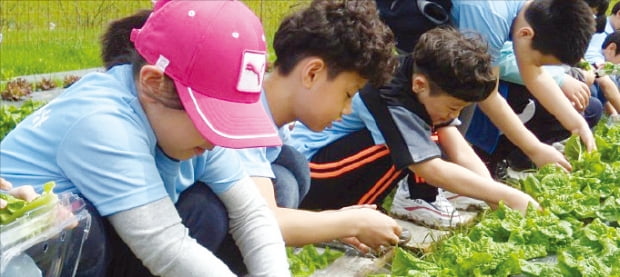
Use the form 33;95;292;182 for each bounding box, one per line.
583;0;610;32
412;27;495;102
273;0;397;87
602;31;620;55
100;9;182;110
524;0;595;66
100;9;150;71
584;0;609;16
612;1;620;14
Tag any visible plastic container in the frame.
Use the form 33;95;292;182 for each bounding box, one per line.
1;193;91;277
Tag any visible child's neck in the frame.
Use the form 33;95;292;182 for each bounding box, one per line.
262;70;296;128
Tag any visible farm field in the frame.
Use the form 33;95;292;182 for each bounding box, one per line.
2;1;620;276
0;0;306;81
289;122;620;276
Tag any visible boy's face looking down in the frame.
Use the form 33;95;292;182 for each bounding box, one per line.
412;74;470;126
295;58;367;131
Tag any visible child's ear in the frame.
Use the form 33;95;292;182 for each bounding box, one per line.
301;58;326;89
411;74;427;94
139;65;169;101
140;65;166;93
514;26;534;41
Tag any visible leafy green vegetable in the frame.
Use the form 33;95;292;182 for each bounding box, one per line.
0;100;45;140
596;62;620;77
287;245;344;276
0;182;57;225
382;122;620;276
576;60;592;71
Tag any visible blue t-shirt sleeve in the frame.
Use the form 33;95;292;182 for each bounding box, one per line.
197;147;248;194
234;147;275;178
57;111;167;216
353;94;386;145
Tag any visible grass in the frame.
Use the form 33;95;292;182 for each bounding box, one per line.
1;0;152;80
244;0;310;64
3;0;613;82
0;0;306;82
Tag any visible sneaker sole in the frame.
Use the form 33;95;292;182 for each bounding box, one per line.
450;202;488;212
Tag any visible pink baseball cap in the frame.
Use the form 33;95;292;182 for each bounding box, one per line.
130;0;281;148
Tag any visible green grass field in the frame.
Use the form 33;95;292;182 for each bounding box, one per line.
1;0;618;81
0;0;305;81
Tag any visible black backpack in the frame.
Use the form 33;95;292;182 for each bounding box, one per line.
376;0;452;53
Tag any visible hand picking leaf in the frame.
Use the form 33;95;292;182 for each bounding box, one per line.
0;182;58;225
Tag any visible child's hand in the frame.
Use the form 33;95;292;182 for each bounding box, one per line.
560;75;590;112
340;236;371;254
574;123;597;152
528;143;572;172
506;190;540;215
345;208;402;251
0;178;40;209
0;177;13;190
582;68;596;86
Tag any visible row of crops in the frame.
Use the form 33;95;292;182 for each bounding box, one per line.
382;122;620;276
289;121;620;276
3;102;619;276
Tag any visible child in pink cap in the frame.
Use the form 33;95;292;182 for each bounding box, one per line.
101;1;400;274
0;1;289;276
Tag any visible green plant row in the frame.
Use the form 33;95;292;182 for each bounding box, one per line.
287;245;344;277
375;122;620;277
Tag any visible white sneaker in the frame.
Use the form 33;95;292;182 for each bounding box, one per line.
390;179;463;229
439;189;488;211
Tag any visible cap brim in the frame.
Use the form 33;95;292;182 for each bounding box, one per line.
175;80;281;149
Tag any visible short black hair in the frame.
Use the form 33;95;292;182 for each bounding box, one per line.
603;31;620;55
525;0;595;65
100;9;150;70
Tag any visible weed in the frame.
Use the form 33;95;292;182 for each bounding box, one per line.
1;78;32;101
35;78;57;91
63;75;80;88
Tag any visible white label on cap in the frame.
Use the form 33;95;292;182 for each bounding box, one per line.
237;51;266;93
156;55;170;72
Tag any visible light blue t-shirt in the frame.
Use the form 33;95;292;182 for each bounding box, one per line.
234;92;284;178
0;64;246;216
585;18;614;65
290;94;384;160
451;0;526;65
